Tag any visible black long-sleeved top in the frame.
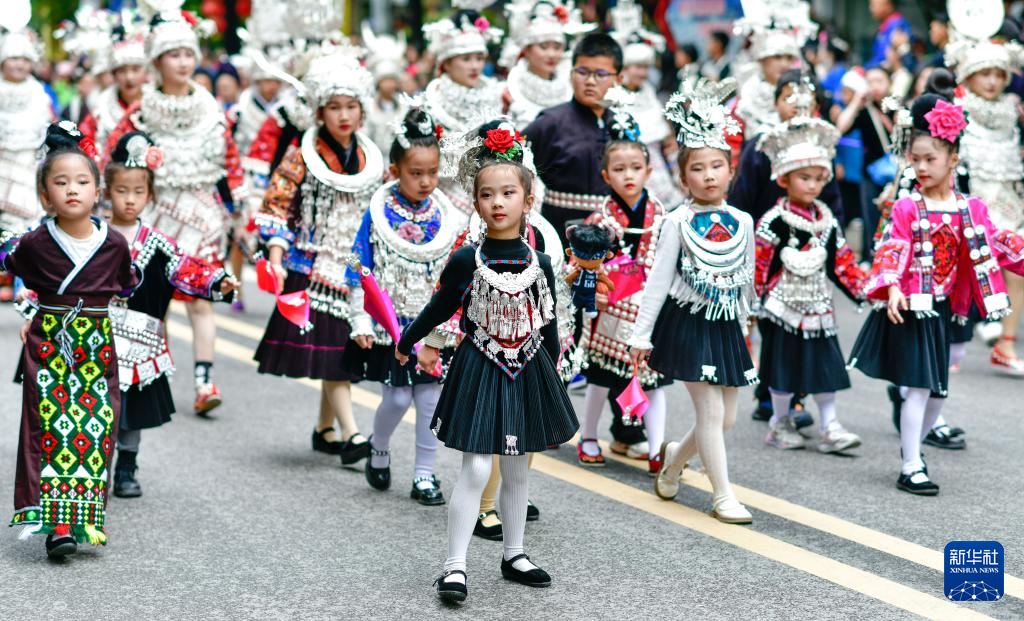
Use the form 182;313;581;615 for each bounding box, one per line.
397;237;561;364
730;134;844;224
525;98;613;196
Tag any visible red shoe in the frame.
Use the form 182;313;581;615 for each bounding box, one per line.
194;383;223;414
576;439;606;467
992;338;1024;377
648;455;662;478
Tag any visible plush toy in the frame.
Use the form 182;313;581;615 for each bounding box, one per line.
565;224;615;318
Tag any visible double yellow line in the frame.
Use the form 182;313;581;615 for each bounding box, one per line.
167;305;1012;619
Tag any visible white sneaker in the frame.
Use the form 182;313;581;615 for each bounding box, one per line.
654;442;686;500
712;496;753;524
765;421;805;450
610;440;649;460
817;422;862;454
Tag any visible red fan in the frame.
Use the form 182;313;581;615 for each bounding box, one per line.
605;256;645;305
615;364;650;425
255;258;311;332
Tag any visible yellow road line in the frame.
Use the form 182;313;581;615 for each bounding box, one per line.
185;304;1024;602
165;318;999;619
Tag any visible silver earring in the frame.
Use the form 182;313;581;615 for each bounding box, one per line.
478;217;488;239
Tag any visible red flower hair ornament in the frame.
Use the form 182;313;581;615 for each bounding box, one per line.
484;123;524;160
924;99;967;143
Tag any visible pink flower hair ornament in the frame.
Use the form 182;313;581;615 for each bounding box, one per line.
923;99;967;144
474;17;490;33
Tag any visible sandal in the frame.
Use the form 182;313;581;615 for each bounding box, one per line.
992;336;1024;377
576;439;605;467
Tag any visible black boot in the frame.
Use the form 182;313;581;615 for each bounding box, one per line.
114;450;142;498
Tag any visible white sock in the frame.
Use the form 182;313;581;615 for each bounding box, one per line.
498;454;533;569
933;414;948;429
413;384;441;479
644;388;667;459
814;392;837;433
443;453;493;581
899;386;909;400
768;388;793;428
900;388;930;474
580;384;610;456
949;342;967;367
371;386;412;468
921;397;945;441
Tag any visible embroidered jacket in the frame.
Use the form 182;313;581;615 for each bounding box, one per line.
867;193;1024;320
755;200;866;337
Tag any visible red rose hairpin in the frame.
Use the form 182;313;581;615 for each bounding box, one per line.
484;124;524;160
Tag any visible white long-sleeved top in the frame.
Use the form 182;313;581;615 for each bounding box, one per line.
628;201;756;349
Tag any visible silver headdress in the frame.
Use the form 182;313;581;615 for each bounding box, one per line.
756;112;839;180
945;0;1024;84
424;3;504;64
389;95;440;149
109;12;150;71
362;21;408;82
602;86;643;143
142;0;215;62
499;0;595;68
233;0;297;82
301;43;374;110
610;0;666;67
55;7;119;74
664;77;741;151
0;0;41;64
733;0;817;61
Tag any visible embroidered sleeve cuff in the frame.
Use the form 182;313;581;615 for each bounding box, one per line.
864;273;900;298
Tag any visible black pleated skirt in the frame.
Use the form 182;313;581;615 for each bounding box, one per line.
120;376;175;430
648;301;758;387
848;302;951;396
758;319;851;394
342;342;453;387
253;270;360;381
584;361;673;390
431;341;579;454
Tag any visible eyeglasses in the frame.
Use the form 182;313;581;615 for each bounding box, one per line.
572;67;617;82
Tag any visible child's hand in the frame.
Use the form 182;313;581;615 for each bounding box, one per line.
416;344;440;373
19;320;30;344
596;292;609;311
887;285;907;324
270;261;286;293
220;277;240;295
354;335;374;349
629;346;650;366
395;348;410;365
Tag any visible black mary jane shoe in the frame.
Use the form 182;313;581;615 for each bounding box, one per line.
473;510;503;541
924;425;966;450
526;500;540;522
434;570;468;602
411;475;446;506
500;554;551;587
364;439;391;491
339;433;370;466
897;470;940;496
312;427;342;455
45;533;77;559
948;426;965;438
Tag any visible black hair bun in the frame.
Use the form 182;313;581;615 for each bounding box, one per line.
110;131;157;167
44;121;85;154
924;68;957;101
452;9;482;29
402;108;439;142
910;93;948;134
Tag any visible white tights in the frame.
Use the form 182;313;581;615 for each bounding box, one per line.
370;384;440;479
443;453;532;581
898;342;966;433
664;382;738;505
580;385;666;458
899;388;945;474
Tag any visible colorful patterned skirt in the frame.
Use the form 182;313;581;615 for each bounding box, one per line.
12;299;121;545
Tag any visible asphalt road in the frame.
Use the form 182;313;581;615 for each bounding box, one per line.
0;279;1022;620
